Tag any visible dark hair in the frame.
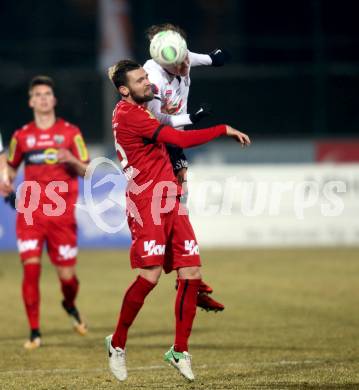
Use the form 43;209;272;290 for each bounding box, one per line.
108;59;141;89
29;75;55;95
146;23;187;42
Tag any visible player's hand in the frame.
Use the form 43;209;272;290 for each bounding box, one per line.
4;191;16;209
189;103;212;124
57;149;76;164
0;179;13;197
161;103;179;115
225;126;251;147
209;48;230;67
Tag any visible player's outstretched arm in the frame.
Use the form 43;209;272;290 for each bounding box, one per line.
156;124;250;149
189;49;229;68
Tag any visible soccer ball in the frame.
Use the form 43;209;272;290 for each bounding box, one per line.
150;30;188;67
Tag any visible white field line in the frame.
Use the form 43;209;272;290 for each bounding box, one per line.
0;359;323;376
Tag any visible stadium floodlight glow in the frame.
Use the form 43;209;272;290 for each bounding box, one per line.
150;30;188;66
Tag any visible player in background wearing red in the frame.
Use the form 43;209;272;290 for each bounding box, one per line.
144;23;228;313
105;60;250;382
1;76;89;349
0;133;9;195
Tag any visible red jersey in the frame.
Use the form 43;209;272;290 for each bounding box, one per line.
8;118;89;221
112;100;226;203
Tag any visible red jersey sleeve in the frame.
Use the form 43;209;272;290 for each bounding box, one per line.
156;124;227;148
69;128;89;163
7;130;23;169
126;105;226;148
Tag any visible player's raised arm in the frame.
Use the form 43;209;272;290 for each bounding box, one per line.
189;49;229;67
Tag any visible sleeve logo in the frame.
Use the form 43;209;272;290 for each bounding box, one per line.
8;137;17;162
74;134;88;162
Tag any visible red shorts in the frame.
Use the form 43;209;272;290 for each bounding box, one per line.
16;214;78;266
127;197;201;273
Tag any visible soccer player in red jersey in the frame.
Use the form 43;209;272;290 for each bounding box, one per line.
105;60;250;382
0;133;9;195
2;76;89;349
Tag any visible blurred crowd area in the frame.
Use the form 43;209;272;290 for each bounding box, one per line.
0;0;358;162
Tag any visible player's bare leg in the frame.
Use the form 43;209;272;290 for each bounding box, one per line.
22;257;42;350
106;266;160;381
165;266;201;381
56;265;87;335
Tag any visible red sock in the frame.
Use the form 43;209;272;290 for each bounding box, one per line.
60;276;79;309
22;263;41;330
112;276;156;349
174;279;201;352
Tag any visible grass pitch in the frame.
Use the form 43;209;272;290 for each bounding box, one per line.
0;248;359;389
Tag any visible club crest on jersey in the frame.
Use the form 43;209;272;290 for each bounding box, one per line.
26;135;36;148
54;134;65;144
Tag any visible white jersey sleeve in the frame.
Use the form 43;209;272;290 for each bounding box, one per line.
147;98;192;128
188;51;212;67
144;59;193;128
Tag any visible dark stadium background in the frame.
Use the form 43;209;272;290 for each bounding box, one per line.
0;0;358;144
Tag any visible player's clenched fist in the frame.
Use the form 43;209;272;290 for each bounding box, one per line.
225;126;251;147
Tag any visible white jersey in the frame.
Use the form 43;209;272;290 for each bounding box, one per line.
143;51;212;128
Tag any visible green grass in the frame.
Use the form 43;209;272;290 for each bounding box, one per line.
0;248;359;389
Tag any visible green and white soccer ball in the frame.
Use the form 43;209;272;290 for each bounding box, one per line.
150;30;188;67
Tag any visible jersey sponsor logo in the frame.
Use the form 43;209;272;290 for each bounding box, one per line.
143;240;166;257
58;245;78;260
165;90;172;96
74;134;88;162
26;135;36;148
54;134;65;144
44;148;59;164
8;137;17;163
17;239;39;253
37;140;54;147
39;134;50;140
184;240;199;256
24;148;58;165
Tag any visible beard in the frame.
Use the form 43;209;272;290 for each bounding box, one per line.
131;89;154;104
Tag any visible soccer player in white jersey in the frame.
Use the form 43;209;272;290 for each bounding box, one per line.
143;23;228;313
